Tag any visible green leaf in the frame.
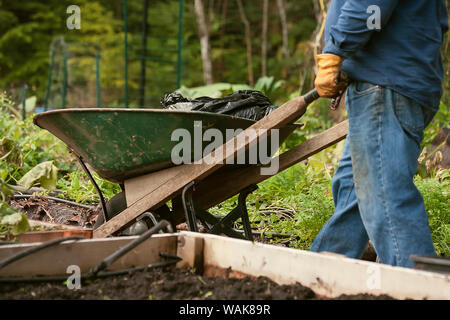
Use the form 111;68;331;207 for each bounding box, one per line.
0;137;23;166
177;83;251;99
1;211;22;224
40;162;58;190
254;76;273;92
0;212;29;235
17;160;59;190
0;180;13;201
231;84;253;91
0;202;17;217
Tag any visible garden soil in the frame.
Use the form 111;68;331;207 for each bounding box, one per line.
9;196;98;228
0;265;394;300
2;195;390;300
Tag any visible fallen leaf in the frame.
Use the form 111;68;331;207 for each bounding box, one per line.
17;161;59;190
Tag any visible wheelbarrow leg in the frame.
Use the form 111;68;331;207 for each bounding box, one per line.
74;153;109;223
239;185;257;241
194;207;247;240
181;181;199;232
209;185;257;241
179;182;257;241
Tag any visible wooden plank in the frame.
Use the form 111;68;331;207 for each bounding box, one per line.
190;120;348;210
182;232;450;300
0;234;177;277
277;119;348;171
176;234;204;273
94;96;310;238
124;165;185;206
28;219;82;230
16;229;93;243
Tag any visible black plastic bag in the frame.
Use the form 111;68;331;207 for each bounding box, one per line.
160;90;277;121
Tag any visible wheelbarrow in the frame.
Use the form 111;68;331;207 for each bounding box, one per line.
34;89;349;240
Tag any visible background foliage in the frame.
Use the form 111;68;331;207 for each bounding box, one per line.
0;0;318;107
0;1;448;254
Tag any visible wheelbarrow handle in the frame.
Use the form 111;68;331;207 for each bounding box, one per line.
303;88;320;105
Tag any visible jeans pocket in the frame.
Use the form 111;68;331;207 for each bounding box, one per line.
352;81;381;96
393;93;429;132
392;92;435;144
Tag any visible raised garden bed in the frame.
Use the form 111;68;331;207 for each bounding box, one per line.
0;232;448;300
0;264;393;300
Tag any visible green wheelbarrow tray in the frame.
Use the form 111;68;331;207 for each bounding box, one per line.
33;108;300;183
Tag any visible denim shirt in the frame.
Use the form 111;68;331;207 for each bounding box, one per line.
323;0;449;110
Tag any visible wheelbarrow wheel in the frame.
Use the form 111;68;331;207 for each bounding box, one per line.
93;192;178;232
93;192;127;229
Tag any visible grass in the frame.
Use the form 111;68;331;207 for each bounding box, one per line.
56;170;121;204
210;162;335;249
416;173;450;256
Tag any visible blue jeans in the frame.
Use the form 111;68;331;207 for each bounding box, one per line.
310;81;437;268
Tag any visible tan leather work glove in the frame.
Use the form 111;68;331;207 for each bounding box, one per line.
314;53;348;98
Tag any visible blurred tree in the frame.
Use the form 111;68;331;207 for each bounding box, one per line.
194;0;213;84
261;0;269;77
236;0;254;86
0;0;319;105
276;0;289;59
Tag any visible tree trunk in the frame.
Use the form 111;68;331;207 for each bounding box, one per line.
276;0;289;59
194;0;214;85
139;0;149;107
236;0;254;86
217;0;229;78
261;0;269;77
312;0;331;59
312;0;346;120
208;0;215;25
219;0;229;42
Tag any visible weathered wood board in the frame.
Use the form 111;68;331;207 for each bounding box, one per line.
0;234;177;277
178;232;450;300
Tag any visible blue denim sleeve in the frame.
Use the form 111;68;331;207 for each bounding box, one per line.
323;0;399;58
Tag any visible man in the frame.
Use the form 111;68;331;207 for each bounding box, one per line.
311;1;448;267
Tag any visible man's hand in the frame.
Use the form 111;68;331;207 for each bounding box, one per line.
314;53;348;98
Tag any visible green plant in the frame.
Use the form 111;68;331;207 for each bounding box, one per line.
253;76;285;103
417;101;450;178
0;96;30;239
177;82;252;99
0;202;29;240
422;101;449;149
0;92;119;204
210;161;335;250
56;170;121;203
416;171;450;257
176;76;286;104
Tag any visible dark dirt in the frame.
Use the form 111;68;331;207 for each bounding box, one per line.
2;195;385;300
9;196;98;228
0;265;394;300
